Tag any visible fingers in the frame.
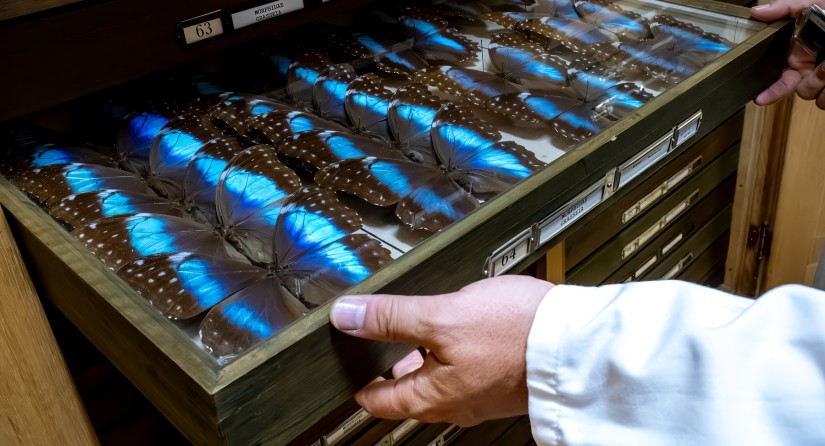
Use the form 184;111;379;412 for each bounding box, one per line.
355;367;431;421
330;293;442;346
796;61;825;101
393;349;425;378
751;0;810;21
755;69;803;105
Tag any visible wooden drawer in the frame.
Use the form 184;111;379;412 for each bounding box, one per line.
640;205;733;280
0;1;791;444
674;232;730;286
566;109;744;269
567;145;739;285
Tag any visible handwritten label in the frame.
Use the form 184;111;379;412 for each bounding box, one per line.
486;229;533;278
231;0;304;29
674;111;702;148
539;183;604;245
618;132;673;189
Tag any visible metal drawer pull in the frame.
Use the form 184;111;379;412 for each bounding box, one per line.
622;156;703;224
635;255;659;279
673;110;703;148
617;132;674;189
374;419;421;446
427;424;462;446
484;227;534;278
622;190;700;259
663;252;695;280
321;409;372;446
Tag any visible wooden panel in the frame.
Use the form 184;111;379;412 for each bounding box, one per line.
0;209;98;446
0;0;81;22
536;242;565;284
677;232;730;285
764;98;825;290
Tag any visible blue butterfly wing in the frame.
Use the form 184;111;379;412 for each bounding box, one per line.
397;177;480;232
344;74;394;142
274;186;389;303
210;95;292;136
216;145;302;264
518;16;618;55
351;34;429;76
313;64;357;125
387;83;443;165
148;116;224;198
116;111;175;172
200;277;307;359
4;143;116;175
574;0;651;41
51;189;185;229
276;130;396;173
488;44;568;89
399;16;479;64
286;52;334;111
486;92;582;124
118;253;263;319
412;66;522;106
183;137;245;225
72;213;239;270
248;110;349;145
316;156;429;207
11;163;150;208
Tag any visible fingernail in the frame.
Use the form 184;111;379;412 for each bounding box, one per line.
331;298;366;331
752;4;771;10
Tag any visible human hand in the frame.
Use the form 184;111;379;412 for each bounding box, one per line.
751;0;825;109
329;275;554;426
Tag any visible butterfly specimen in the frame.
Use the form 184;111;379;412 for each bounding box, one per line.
337;33;428;76
246;110;349;145
398;14;480;64
313;63;358;125
603;15;732;82
286;52;335;111
345;74;395;142
275;130;400;174
487;32;569;89
182;133;247;225
2;143;116;175
209;94;293;136
387;83;444;165
215;145;302;264
119;186;391;358
516;16;619;56
413;65;522;107
573;0;651;41
51;190;187;229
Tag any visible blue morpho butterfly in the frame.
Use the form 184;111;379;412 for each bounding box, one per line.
73;212;245;270
603;16;732;83
209;94;293;137
412;65;523;107
215;145;302;264
2;143;116;176
338;33;429;76
275;130;402;174
487;32;569;90
387;83;445;165
316;155;481;232
398;14;480;64
119;186;392;358
286;52;334;111
484;0;579;29
344;74;395;142
313;63;358;125
489;70;652;142
50;189;188;229
181;133;247;225
573;0;651;41
10;162;152;209
515;15;620;56
245;109;349;146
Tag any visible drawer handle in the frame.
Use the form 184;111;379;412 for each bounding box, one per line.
634;254;659;279
622;156;703;224
663;252;694;280
622;190;700;259
427;425;462;446
320;408;372;446
375;419;421;446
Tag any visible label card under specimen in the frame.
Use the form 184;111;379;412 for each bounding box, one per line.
231;0;304;29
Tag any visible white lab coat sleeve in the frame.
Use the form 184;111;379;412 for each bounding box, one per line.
526;280;825;446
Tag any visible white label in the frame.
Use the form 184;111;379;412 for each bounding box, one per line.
486;229;533;277
181;16;224;44
663;253;694;279
621;157;702;225
674;111;703;148
618;133;673;188
323;409;372;445
661;233;684;256
539;183;604;244
635;255;658;278
622;191;698;259
231;0;304;29
376;419;421;446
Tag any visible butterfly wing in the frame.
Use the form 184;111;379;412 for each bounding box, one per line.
50;190;184;229
397;177;480;232
316;156;425;207
488;44;568;89
313;64;357;125
183;137;245;225
4;143;115;175
351;34;429;76
11;163;150;207
210;95;292;136
216;145;302;264
387;83;443;165
274;186;390;303
486;91;582;124
276;130;396;173
399;16;479;64
200;277;307;359
573;0;651;41
248;110;348;145
72;213;239;270
118;253;263;319
412;66;522;106
344;74;394;142
286;52;334;110
518;16;618;55
116;111;179;174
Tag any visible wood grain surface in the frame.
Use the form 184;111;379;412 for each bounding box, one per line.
0;208;98;446
0;0;80;22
